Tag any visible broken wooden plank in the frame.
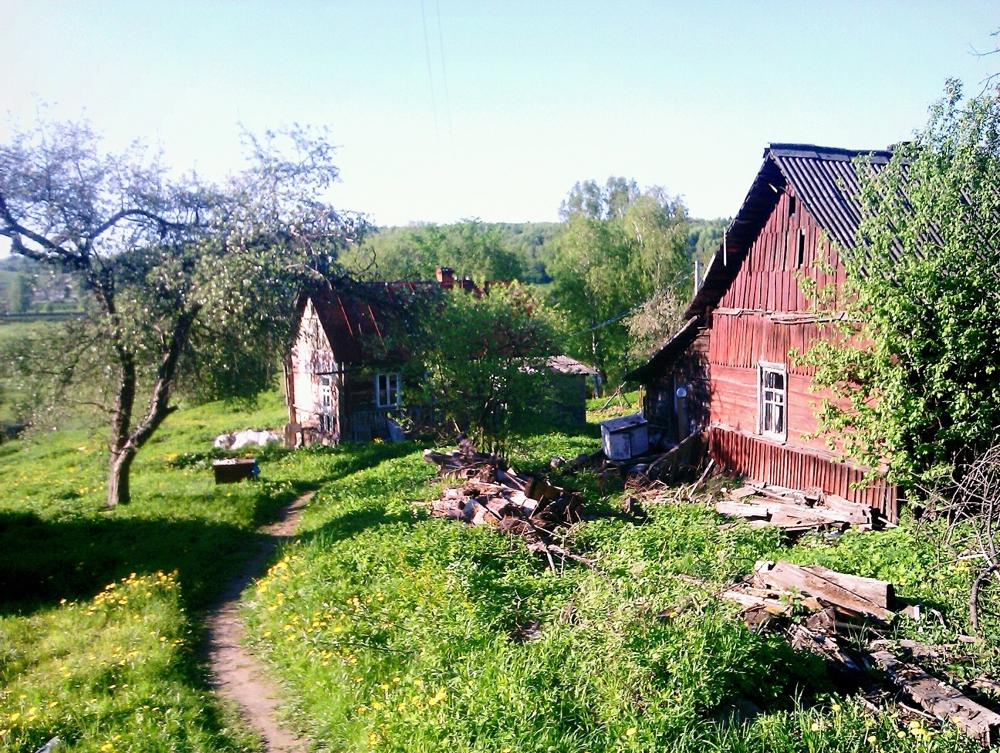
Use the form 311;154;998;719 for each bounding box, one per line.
788;623;862;673
872;650;1000;746
715;500;770;518
799;564;895;609
755;560;894;621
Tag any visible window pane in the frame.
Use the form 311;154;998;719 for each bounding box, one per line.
759;365;787;436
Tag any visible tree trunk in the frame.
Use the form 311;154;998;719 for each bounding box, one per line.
106;446;136;508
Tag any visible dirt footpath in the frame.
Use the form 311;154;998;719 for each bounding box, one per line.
204;492;314;753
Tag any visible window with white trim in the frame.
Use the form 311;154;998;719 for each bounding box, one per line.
375;373;402;408
318;375;334;433
757;362;787;440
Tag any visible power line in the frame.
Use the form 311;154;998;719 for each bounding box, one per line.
435;0;452;135
567;270;697;338
420;0;439;138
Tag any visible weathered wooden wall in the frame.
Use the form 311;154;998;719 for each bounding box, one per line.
716;188;846;312
643;330;711;445
288;298;340;438
702;187;897;518
709;426;897;522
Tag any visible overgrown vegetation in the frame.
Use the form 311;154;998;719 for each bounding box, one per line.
0;392;293;751
1;385;997;751
548;177;691;384
240;426;992;752
0;118;365;507
407;283;561;457
340;204;730;392
803;80;1000;489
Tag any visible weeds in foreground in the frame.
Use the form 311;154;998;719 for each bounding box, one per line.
0;572;261;752
242;438;987;752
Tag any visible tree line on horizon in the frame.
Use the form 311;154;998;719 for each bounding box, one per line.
341;196;729;385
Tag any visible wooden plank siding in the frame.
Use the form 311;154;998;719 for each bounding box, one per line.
709;425;897;522
703;186;897;519
716;187;842;314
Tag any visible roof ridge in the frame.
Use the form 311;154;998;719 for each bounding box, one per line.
766;143;893;161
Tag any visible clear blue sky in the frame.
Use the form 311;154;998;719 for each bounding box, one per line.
1;1;997;226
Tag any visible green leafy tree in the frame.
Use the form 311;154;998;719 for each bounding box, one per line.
6;272;33;314
411;283;558;457
802;80;1000;487
549;178;690;385
0;119;364;506
349;220;524;282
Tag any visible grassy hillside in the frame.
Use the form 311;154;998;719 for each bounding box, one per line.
0;394;993;752
239;425;988;752
0;393;295;752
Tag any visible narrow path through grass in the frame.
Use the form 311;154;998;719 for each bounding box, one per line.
204;492;314;753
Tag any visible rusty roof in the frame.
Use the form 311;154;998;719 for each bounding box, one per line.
685;143;892;318
300;281;442;365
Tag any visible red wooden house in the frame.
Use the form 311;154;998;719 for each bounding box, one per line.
627;144;899;521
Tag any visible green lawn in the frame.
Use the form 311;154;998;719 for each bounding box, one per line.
0;392;300;752
240;430;988;752
0;393;994;752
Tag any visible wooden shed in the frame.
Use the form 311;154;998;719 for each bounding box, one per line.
627;144;899;521
284;274;451;445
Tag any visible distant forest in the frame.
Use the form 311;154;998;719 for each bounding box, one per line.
1;199;730;381
0;255;80;315
343;217;728;286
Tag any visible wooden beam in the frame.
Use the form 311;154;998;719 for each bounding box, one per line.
872;651;1000;746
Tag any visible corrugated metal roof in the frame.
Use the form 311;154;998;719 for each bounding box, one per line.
303;281;442;365
770;144;890;251
685;143;892;318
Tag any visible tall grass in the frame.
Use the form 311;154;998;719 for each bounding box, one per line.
242;433;986;752
0;391;313;752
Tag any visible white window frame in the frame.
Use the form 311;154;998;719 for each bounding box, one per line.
318;375;335;433
757;361;787;441
374;372;402;408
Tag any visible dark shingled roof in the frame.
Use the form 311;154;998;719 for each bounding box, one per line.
685;143;892;318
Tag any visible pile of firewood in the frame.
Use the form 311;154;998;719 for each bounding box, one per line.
422;441;588;574
715;482;889;532
723;560;1000;746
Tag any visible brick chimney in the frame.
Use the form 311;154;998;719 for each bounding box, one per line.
435;266;455;289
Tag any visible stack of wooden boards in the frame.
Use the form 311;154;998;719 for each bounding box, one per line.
423;445;582;530
723;560;1000;746
715;482;888;532
423;442;588;574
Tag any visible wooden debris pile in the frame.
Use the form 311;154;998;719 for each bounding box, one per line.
723;560;895;625
872;651;1000;746
715;482;889;532
723;560;1000;746
423;441;588;574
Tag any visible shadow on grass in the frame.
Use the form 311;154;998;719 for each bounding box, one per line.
0;441;422;618
270;440;423;495
299;505;419;548
0;509;269;617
